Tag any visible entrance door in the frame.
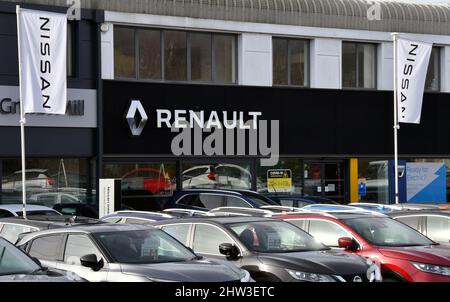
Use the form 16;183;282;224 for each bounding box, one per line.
303;161;346;203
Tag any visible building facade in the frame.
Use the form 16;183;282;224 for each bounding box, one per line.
1;0;450;211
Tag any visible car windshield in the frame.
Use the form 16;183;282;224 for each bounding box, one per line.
16;210;60;217
94;229;197;264
344;217;434;247
0;238;40;276
244;194;279;206
227;221;328;253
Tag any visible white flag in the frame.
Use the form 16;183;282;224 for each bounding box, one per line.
18;8;67;115
396;38;432;124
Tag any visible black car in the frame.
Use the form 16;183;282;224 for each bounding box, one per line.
388;210;450;245
153;216;375;282
15;223;252;282
0;237;84;282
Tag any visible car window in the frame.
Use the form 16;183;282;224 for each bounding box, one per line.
61;195;75;204
395;216;421;231
29;235;64;261
102;217;122;223
37;195;56;205
64;235;103;265
0;224;33;243
308;220;351;247
286;219;308;232
177;194;224;209
0;210;14;218
225;196;251;208
161;224;191;245
193;224;233;255
426;216;450;243
16;210;60;217
125;218;152;225
0;238;41;276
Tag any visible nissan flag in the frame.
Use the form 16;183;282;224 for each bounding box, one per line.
396;38;432;124
17;8;67;115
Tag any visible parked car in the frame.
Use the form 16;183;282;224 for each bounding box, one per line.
101;211;175;224
153;216;379;282
0;205;61;218
348;203;401;214
0;237;84;282
388;210;450;246
182;164;252;190
265;194;339;208
29;193;82;207
1;169;53;192
16;224;252;282
52;203;99;218
164;189;279;212
0;215;102;243
275;212;450;282
121;168;173;196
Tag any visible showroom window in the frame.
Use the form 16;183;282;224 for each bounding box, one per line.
257;158;302;194
357;159;389;203
114;27;237;84
273;38;309;86
342;42;377;89
425;47;441;92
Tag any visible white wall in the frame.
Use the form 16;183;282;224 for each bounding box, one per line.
378;42;393;91
310;39;341;89
101;23;114;80
238;33;272;86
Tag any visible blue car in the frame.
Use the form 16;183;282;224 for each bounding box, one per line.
163;189;279;212
264;194;339;208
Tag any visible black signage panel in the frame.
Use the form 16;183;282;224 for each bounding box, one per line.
102;80;450;157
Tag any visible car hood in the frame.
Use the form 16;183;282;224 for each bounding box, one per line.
120;258;243;282
378;245;450;265
257;249;369;275
0;273;84;282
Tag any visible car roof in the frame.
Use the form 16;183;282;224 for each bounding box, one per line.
0;217;58;229
0;216;102;228
0;204;59;213
103;211;174;221
388;210;450;217
153;215;277;225
277;212;384;220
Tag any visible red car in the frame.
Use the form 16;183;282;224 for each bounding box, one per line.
275;212;450;282
121;168;173;195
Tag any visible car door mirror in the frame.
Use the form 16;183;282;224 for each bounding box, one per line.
338;237;359;251
219;243;240;260
80;254;103;271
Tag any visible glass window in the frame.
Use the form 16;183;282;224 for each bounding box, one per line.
102;217;122;223
0;238;41;276
342;42;376;89
308;220;351;247
358;159;389;203
191;33;212;82
139;29;161;80
257;158;302;194
214;34;236;84
0;210;14;218
0;224;33;243
164;30;187;81
29;235;64;261
425;47;440;92
426;216;450;243
197;194;224;209
114;27;135;78
285;219;308;232
67;22;74;77
193;224;232;255
64;235;102;264
395;216;421;231
225;196;251;208
125;218;152;225
161;224;191;245
273;38;308;86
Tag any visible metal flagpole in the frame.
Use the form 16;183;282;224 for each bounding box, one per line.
392;32;400;205
16;5;27;219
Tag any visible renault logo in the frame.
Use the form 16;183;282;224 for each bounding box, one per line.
125;100;148;136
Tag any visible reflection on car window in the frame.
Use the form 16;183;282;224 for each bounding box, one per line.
64;235;102;265
29;235;64;261
193;224;232;255
426;216;450;243
0;238;40;276
161;224;191;245
308;220;350;247
0;224;32;244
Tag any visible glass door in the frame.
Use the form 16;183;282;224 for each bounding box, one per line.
303;161;346;203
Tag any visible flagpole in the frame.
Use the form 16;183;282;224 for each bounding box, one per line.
392;32;400;205
16;5;27;219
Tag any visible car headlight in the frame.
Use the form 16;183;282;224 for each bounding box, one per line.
240;269;252;282
411;262;450;277
286;270;339;282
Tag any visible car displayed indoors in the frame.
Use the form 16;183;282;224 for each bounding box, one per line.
152;216;378;282
1;169;53;192
0;205;61;218
275;212;450;282
265;194;339;208
0;237;84;282
101;211;175;224
182;164;252;190
121;168;173;196
16;224;252;282
164;189;279;212
29;192;82;207
388;210;450;246
53;203;99;219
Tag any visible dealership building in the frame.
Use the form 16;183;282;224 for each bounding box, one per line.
1;0;450;211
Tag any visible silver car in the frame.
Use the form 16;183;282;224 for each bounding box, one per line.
16;223;252;282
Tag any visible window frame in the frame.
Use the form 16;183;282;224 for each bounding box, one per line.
342;41;378;90
424;46;441;93
272;37;310;87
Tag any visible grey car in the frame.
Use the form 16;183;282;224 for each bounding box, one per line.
16;223;251;282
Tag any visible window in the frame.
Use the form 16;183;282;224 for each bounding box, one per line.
67;22;74;77
29;235;64;261
286;219;308;231
161;224;191;245
425;47;440;92
193;224;232;255
225;196;251;208
342;42;376;89
102;217;122;223
395;216;421;230
0;224;34;243
125;218;152;225
426;216;450;243
114;27;237;84
0;210;13;218
64;235;102;264
273;38;308;86
358;159;389;203
178;194;224;209
308;220;350;247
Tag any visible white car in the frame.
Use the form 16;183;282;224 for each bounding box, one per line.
182;164;252;189
1;169;53;192
29;193;82;208
0;204;61;218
